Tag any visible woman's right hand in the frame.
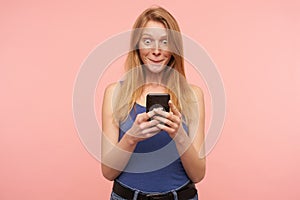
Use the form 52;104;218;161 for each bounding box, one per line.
126;110;161;143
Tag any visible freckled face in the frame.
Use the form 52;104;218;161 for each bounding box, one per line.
138;21;172;74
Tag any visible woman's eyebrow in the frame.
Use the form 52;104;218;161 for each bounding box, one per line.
141;33;153;37
141;33;168;38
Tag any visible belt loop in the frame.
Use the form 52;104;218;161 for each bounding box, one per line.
133;190;140;200
171;190;178;200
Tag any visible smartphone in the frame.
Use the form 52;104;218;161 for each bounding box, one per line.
146;93;170;114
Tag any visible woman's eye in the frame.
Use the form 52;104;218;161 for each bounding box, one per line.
143;39;152;45
161;39;168;45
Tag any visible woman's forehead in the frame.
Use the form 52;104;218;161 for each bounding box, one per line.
140;20;168;38
141;27;168;38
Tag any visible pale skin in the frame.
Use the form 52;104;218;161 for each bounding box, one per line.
101;21;206;183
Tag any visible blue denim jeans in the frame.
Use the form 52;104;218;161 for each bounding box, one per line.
110;191;198;200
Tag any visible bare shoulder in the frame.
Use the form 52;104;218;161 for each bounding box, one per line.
103;82;119;100
189;84;204;101
102;82;119;111
104;82;118;94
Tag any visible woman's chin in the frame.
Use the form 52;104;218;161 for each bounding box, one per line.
145;64;166;73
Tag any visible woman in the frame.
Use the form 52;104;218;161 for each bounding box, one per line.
101;6;206;200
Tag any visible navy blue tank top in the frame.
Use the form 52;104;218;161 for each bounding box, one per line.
116;103;190;193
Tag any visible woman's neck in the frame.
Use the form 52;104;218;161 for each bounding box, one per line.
144;72;163;84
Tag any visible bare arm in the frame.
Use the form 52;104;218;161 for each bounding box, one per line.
154;85;206;183
101;83;134;180
176;85;206;183
101;83;160;181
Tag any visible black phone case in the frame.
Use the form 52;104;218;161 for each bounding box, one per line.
146;93;170;113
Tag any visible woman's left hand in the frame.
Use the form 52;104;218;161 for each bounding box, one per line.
153;100;183;138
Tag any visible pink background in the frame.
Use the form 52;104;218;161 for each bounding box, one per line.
1;0;300;199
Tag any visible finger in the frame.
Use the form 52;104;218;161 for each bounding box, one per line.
169;100;182;118
154;108;171;118
137;110;156;123
146;109;156;119
141;126;161;134
136;113;146;123
153;115;175;127
156;123;176;135
154;109;181;124
139;119;159;130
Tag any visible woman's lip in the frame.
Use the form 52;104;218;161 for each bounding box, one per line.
148;58;164;63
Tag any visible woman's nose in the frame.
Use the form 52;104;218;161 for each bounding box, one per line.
152;42;161;56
